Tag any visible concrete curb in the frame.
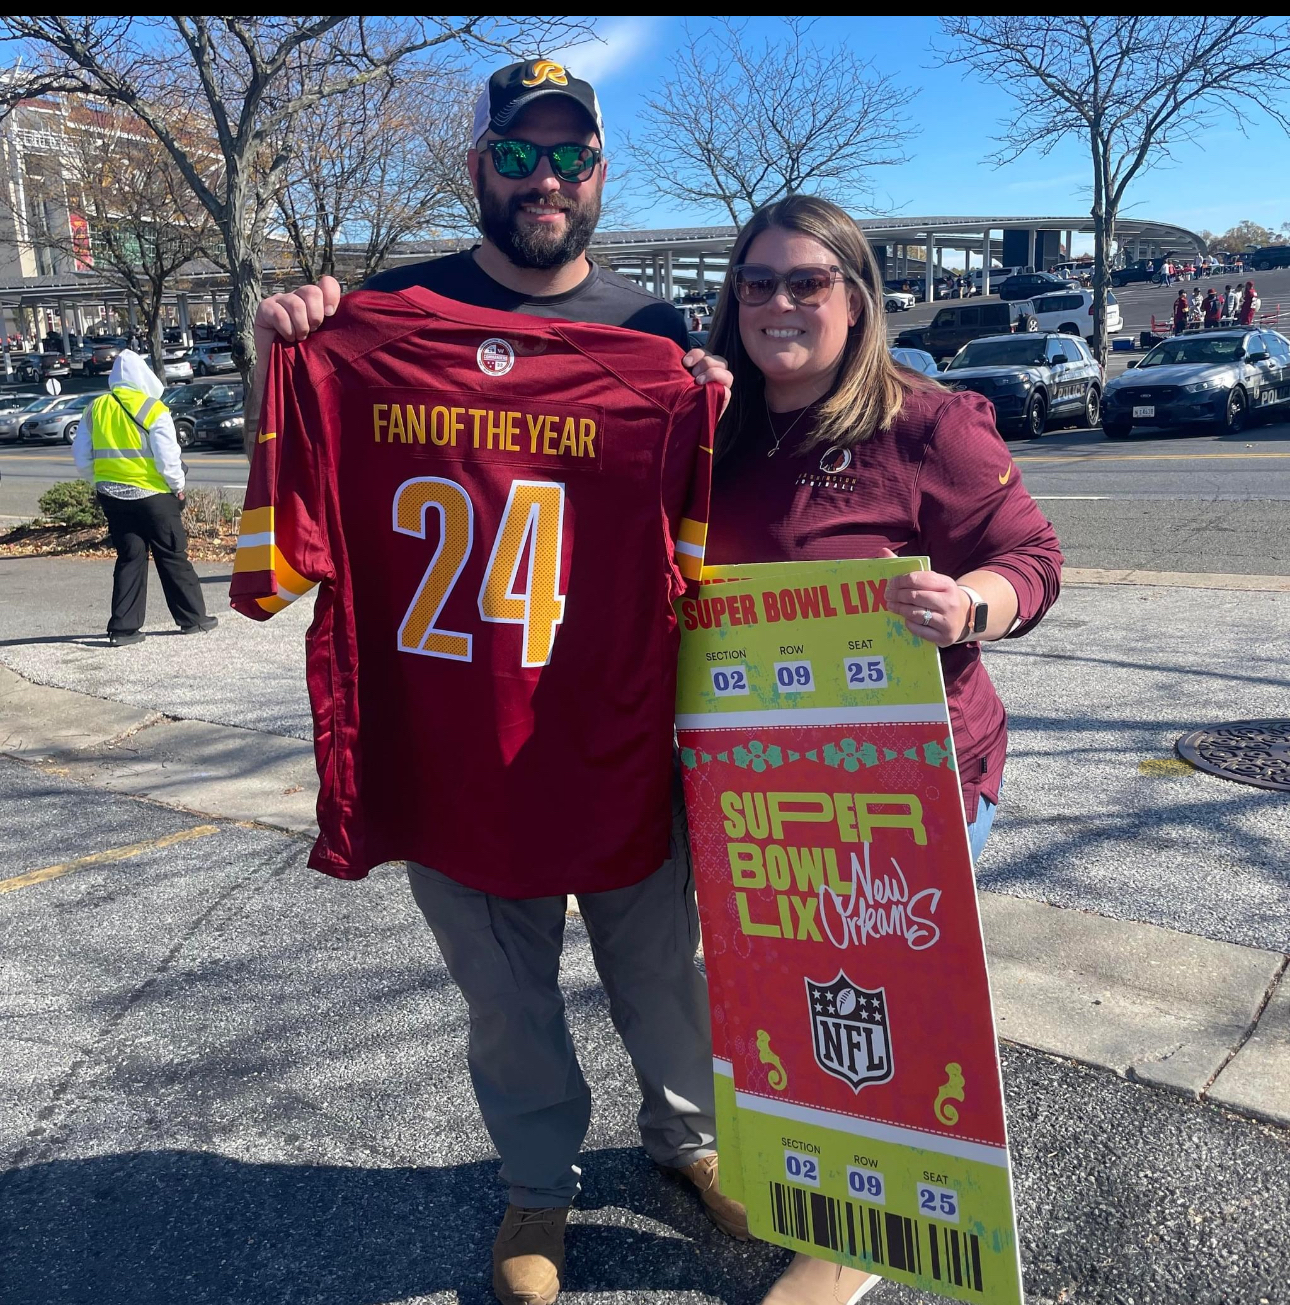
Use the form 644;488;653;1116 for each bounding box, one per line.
1063;567;1290;592
3;664;1288;1129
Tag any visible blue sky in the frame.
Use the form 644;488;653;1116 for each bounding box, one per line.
542;16;1290;248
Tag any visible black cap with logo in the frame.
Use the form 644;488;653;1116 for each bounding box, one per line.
472;59;605;147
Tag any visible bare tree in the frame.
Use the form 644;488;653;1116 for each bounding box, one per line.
275;68;479;284
0;17;592;389
627;18;917;225
937;18;1290;364
4;102;218;366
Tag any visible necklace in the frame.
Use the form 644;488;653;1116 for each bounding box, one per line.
765;400;811;457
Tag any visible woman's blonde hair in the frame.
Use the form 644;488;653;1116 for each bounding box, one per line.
708;194;934;459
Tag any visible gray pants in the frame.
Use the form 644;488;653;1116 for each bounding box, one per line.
406;801;716;1209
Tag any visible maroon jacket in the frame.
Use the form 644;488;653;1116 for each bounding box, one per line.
707;384;1063;820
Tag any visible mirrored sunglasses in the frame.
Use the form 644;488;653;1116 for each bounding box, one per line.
486;139;602;183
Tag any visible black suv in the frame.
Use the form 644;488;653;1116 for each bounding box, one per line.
939;332;1104;438
1249;245;1290;271
163;379;245;448
893;301;1019;361
995;271;1079;302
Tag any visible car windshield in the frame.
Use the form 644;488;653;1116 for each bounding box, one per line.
1139;337;1245;367
947;339;1046;369
22;397;55;411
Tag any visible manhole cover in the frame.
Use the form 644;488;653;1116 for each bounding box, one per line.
1176;720;1290;792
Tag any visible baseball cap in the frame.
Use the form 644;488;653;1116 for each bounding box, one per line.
471;59;605;149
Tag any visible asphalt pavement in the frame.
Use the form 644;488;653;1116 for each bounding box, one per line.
3;761;1287;1305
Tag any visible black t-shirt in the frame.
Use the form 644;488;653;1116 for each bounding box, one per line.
363;249;689;348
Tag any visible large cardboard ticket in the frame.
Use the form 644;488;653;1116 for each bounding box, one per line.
677;558;1022;1304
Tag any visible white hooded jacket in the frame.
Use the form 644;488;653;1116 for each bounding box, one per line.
73;350;184;494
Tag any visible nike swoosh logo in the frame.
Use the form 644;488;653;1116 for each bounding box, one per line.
998;466;1012;485
258;430;277;443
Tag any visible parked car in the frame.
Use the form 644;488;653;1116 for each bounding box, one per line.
188;341;237;376
1010;288;1122;340
1249;244;1290;271
995;271;1080;301
139;352;193;383
86;338;129;374
883;290;915;313
170;380;246;448
893;300;1019;361
1110;257;1181;288
1101;328;1290;438
0;394;66;443
18;392;98;445
0;390;43;412
890;346;940;376
940;332;1104;438
69;344;95;372
10;351;71;382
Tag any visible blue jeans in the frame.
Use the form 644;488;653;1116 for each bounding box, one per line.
967;793;998;864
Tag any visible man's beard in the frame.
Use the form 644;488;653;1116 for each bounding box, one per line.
476;166;601;271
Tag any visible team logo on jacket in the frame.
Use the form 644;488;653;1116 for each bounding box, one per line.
477;337;515;376
818;446;852;474
806;972;893;1092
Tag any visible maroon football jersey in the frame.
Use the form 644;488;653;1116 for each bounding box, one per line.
231;288;718;896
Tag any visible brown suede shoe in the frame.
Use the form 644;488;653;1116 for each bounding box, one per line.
492;1204;569;1305
760;1252;880;1303
672;1154;750;1240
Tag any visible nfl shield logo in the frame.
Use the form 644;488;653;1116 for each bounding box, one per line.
806;972;894;1092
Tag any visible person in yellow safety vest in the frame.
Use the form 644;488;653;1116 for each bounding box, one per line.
72;350;217;646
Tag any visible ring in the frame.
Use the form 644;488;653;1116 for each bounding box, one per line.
921;609;933;625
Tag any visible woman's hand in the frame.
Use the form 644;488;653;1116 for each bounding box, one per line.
682;348;733;415
881;550;970;647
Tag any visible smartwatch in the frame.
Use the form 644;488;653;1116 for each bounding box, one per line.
958;586;988;641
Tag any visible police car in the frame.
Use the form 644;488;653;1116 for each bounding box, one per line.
1101;328;1290;437
938;332;1104;437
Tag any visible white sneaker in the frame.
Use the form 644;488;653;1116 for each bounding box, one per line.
760;1251;882;1303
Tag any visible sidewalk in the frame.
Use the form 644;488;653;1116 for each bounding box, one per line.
1;556;1288;1126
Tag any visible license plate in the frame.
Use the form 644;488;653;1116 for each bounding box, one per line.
1132;405;1155;418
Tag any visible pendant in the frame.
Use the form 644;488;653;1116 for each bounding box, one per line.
767;446;778;458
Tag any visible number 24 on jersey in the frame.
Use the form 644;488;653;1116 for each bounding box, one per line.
393;475;567;667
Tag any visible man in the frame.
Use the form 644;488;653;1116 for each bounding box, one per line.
244;62;778;1305
73;350;217;645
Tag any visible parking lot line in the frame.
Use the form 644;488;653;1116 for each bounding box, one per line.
0;823;220;895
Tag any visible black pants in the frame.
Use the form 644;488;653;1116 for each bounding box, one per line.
99;492;210;634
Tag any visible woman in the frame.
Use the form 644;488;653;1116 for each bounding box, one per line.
705;196;1062;1303
1238;280;1258;326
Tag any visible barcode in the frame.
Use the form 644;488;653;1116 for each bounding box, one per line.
767;1181;984;1292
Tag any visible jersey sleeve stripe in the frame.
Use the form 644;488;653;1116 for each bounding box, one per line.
239;506;274;535
233;542;316;598
678;516;708;547
677;551;704;581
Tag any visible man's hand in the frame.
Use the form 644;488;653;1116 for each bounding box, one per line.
682;347;733;415
254;274;342;355
245;275;341;458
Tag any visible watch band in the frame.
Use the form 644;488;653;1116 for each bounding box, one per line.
958;585;988;640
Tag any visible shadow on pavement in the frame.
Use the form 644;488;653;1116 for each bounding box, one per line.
0;1147;787;1304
